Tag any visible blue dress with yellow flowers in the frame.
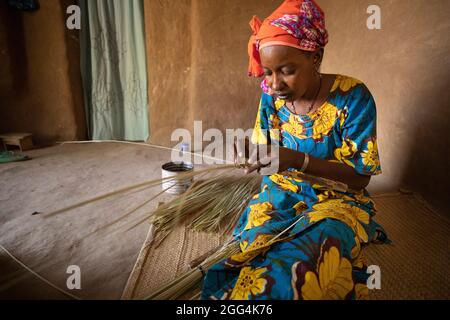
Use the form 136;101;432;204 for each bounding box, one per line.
201;74;388;300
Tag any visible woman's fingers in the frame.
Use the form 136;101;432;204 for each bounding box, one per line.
234;138;243;165
235;141;277;173
245;162;263;174
244;144;279;175
247;146;258;165
245;154;272;175
235;138;248;165
245;145;259;173
248;144;272;164
233;141;239;164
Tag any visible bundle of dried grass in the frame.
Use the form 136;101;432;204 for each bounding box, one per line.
138;167;345;246
146;173;261;245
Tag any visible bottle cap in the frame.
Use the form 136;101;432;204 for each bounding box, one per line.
180;143;190;152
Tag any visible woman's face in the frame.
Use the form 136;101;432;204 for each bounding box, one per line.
259;45;320;102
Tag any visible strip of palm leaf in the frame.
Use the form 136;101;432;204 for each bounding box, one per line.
43;164;237;217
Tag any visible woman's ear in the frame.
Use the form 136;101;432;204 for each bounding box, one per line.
313;48;324;70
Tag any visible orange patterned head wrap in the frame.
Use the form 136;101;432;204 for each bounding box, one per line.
248;0;329;77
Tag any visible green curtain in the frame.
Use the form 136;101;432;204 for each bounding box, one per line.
80;0;149;141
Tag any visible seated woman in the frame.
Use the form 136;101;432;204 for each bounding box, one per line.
201;0;389;300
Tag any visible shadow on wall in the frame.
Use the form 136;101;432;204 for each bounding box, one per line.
0;1;29;96
59;0;87;142
317;0;450;214
401;75;450;214
0;0;87;144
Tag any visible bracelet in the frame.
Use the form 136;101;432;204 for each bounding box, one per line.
299;153;309;173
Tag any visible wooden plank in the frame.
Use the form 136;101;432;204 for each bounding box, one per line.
0;133;32;139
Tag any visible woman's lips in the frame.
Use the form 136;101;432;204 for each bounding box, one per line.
275;92;291;100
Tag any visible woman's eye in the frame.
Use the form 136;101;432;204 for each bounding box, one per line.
264;71;272;76
282;68;295;75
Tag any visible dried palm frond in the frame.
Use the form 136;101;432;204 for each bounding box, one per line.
145;173;261;245
43;164;237;217
188;174;260;233
78;181;179;241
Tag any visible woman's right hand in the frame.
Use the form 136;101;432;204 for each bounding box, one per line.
233;138;274;174
233;137;250;167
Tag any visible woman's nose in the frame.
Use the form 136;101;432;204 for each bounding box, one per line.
271;74;284;91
